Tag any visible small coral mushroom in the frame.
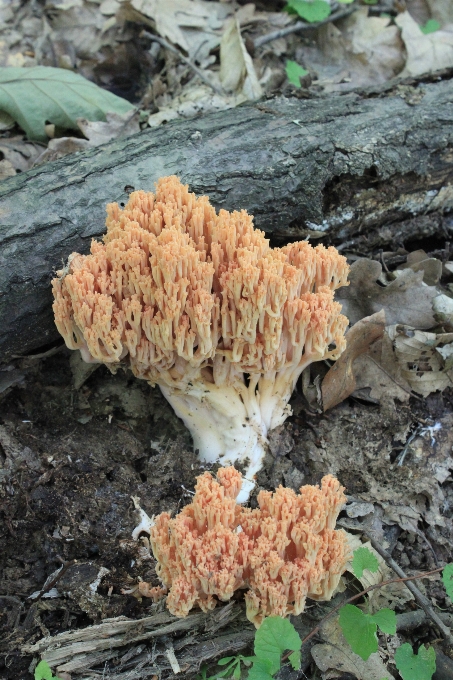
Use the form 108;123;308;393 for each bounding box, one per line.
52;176;349;500
149;466;349;627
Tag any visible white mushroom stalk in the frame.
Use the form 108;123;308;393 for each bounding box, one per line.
52;176;349;502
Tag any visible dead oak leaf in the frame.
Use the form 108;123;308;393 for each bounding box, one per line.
390;325;453;397
396;11;453;77
322;310;386;411
336;258;437;329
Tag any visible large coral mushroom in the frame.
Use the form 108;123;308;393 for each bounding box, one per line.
149;466;349;627
52;176;349;500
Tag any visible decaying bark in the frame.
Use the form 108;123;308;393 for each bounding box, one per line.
1;72;453;360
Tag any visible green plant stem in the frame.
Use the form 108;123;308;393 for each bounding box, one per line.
281;566;445;661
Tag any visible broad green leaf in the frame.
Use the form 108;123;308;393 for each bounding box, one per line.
339;605;378;661
337;0;354;3
285;61;308;87
35;661;55;680
286;0;331;23
394;644;436;680
442;563;453;599
247;658;274;680
254;617;301;675
421;20;441;35
371;608;397;635
0;67;134;142
352;547;380;578
288;650;301;670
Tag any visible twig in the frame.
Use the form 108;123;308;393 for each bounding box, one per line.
281;566;446;658
364;534;453;647
253;6;357;49
33;558;78;602
140;30;223;96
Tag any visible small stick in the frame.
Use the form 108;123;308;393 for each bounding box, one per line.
253;6;357;49
364;534;453;646
140;30;223;96
33;558;78;602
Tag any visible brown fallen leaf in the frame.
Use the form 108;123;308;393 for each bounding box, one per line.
322;310;386;411
396;249;442;286
336;258;438;329
352;331;412;408
396;11;453;77
391;326;453;397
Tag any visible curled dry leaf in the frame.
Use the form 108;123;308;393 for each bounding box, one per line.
336;259;437;329
396;249;442;286
390;325;453;397
220;16;262;99
124;0;230;64
396;11;453;77
322;310;386;411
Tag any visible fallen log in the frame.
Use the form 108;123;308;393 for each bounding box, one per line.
1;72;453;361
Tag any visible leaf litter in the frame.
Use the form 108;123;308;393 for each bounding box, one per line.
2;1;453;679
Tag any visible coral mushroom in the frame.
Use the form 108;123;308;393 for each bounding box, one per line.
52;176;349;500
148;466;349;626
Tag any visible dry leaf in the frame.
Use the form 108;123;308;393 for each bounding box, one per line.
220;16;262;99
148;84;239;127
0;158;16;180
433;293;453;329
322;310;386;411
345;533;413;611
396;10;453;76
336;259;438;329
311;8;404;91
0;137;44;172
426;0;453;24
352;331;412;407
390;326;453;397
125;0;230;63
312;615;390;680
77;110;140;145
396;250;442;286
33;137;91;165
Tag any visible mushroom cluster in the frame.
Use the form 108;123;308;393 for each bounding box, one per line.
52;176;349;500
149;466;349;627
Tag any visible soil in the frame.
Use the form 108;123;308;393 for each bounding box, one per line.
1;344;453;679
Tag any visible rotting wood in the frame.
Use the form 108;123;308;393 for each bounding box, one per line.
23;603;254;675
2;72;453;360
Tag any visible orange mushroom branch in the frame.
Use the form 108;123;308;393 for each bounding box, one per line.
52;176;349;501
147;467;350;627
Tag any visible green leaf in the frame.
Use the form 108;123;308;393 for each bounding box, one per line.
247;658;274;680
288;650;301;670
286;0;331;23
285;61;309;87
218;657;236;665
371;608;397;635
352;547;380;578
394;644;436;680
339;605;378;661
0;67;134;142
337;0;354;3
420;19;441;35
35;661;55;680
442;563;453;599
254;617;301;675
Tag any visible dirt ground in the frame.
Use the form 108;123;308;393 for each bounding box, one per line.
1;322;453;679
